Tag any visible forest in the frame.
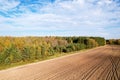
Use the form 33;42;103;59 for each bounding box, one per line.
106;39;120;45
0;36;105;66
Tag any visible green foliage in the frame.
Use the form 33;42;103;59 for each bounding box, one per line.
4;57;11;65
22;46;31;61
0;53;4;64
48;47;55;56
41;46;46;58
0;36;105;66
34;47;41;59
90;37;105;46
0;44;22;64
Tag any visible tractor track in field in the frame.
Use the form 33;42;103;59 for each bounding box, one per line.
0;45;120;80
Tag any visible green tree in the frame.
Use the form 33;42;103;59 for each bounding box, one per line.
22;46;31;61
41;46;46;58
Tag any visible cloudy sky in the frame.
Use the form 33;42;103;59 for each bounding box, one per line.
0;0;120;39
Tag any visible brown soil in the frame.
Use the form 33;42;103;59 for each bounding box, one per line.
0;45;120;80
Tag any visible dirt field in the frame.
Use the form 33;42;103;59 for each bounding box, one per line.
0;45;120;80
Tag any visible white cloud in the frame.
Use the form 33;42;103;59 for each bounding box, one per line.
0;0;120;39
0;0;20;11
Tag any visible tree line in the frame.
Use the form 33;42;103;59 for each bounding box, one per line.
106;39;120;45
0;36;105;65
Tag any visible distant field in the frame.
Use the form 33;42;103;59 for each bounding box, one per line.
0;45;120;80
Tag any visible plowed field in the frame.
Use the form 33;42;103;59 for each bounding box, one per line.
0;45;120;80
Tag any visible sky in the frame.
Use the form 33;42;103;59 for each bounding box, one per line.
0;0;120;39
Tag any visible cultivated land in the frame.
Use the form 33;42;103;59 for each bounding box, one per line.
0;45;120;80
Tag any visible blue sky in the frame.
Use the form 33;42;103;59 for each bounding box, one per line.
0;0;120;39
